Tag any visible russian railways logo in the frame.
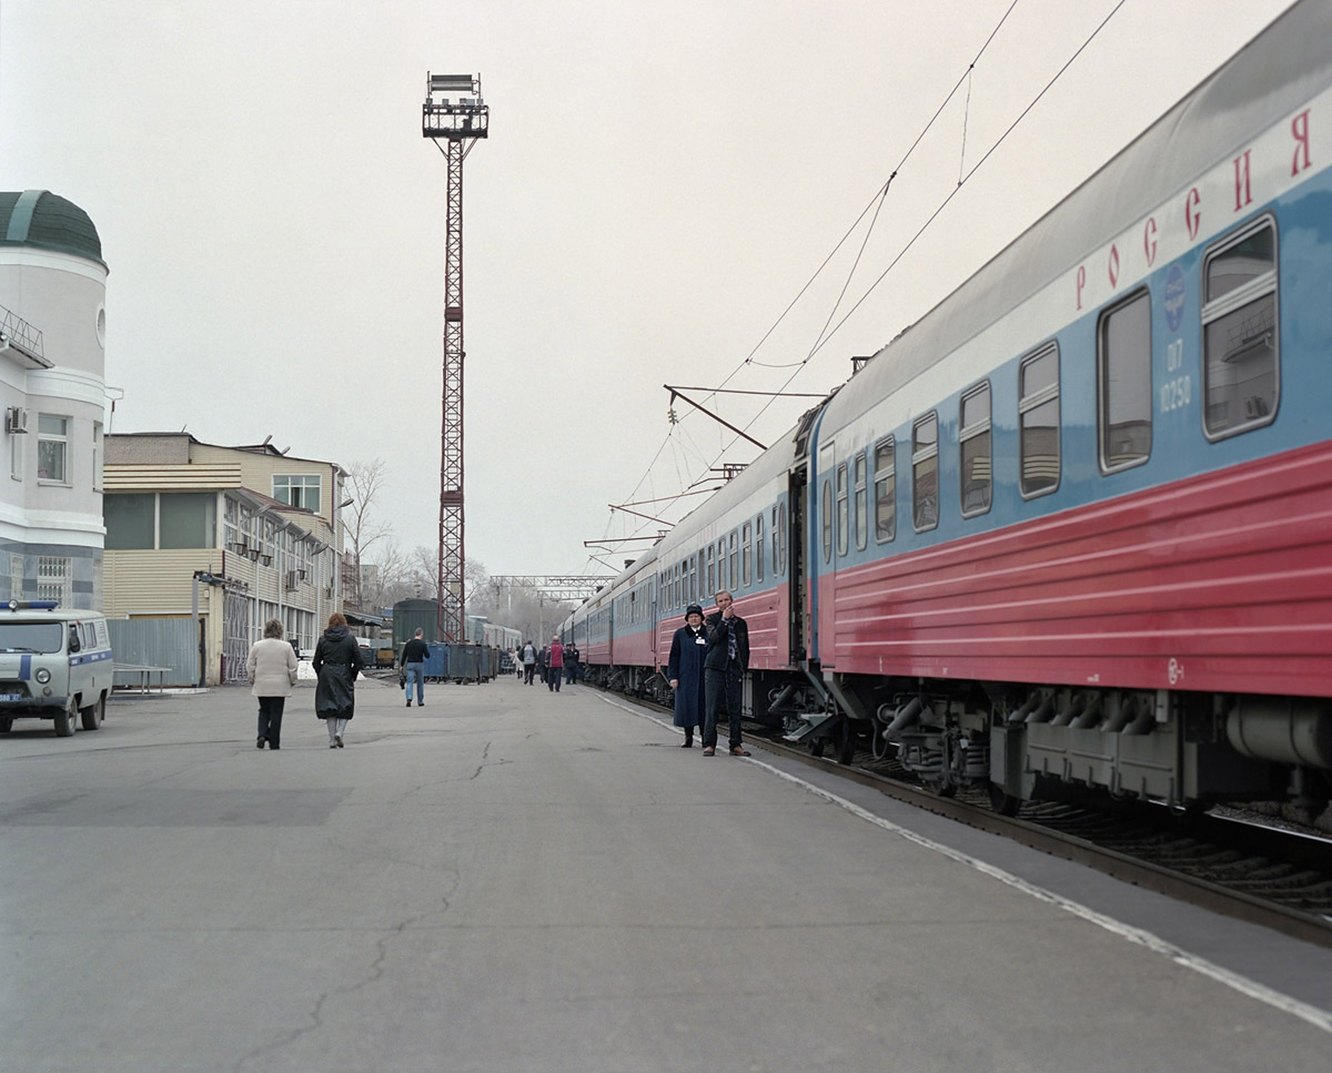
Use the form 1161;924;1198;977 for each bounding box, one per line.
1164;265;1186;332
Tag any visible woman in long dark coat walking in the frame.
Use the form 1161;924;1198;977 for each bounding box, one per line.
312;612;365;748
666;604;708;747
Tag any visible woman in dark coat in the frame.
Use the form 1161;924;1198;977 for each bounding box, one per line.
666;604;708;748
312;612;365;748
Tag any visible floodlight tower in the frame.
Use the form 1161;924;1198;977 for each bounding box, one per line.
422;72;488;641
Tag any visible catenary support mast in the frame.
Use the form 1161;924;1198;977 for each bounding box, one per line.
422;73;488;640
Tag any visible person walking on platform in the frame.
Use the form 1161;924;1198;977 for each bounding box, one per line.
702;590;750;757
667;604;707;747
565;642;580;685
547;636;564;692
313;612;365;748
247;618;298;750
400;628;430;708
521;640;537;685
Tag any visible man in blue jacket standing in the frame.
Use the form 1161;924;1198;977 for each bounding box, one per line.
702;591;751;757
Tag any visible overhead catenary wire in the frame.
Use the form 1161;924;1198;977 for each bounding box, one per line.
600;0;1127;572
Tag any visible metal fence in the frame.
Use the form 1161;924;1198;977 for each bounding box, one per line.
107;617;200;688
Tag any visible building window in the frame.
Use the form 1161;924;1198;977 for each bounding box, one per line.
874;437;896;543
37;556;70;604
912;413;939;532
159;493;217;549
960;382;993;517
1203;219;1278;438
37;414;69;482
1020;344;1061;498
9;426;22;481
273;474;321;511
10;553;23;600
104;493;156;549
92;422;104;491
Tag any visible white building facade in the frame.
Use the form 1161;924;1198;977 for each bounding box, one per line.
0;191;108;608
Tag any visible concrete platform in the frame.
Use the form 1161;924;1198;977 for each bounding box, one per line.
1;675;1329;1072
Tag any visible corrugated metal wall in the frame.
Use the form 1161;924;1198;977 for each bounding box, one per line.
108;616;200;688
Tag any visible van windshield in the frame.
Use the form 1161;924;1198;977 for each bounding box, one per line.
0;622;64;653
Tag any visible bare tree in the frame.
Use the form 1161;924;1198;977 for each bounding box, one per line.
362;538;414;610
344;459;392;610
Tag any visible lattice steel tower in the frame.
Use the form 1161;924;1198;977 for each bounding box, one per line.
422;73;488;640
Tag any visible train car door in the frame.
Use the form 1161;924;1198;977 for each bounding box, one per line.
788;469;807;664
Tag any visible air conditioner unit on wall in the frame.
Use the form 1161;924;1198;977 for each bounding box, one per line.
5;407;29;435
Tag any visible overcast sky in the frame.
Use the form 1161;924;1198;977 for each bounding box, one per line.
0;0;1295;578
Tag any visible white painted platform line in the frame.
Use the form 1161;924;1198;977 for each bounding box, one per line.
598;694;1332;1036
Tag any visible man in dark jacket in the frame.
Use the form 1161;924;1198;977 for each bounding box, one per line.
400;628;430;708
702;590;750;757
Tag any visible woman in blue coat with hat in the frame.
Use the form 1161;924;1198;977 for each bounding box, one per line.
666;604;708;748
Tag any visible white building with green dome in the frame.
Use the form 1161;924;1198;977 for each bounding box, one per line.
0;190;108;608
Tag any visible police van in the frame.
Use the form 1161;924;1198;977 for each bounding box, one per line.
0;601;114;737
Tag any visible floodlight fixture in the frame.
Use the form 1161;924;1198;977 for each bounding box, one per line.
423;72;488;141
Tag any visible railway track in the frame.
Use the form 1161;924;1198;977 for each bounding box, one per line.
616;691;1332;949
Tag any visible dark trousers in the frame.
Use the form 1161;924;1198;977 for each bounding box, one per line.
565;664;576;684
257;696;286;748
524;664;535;684
548;666;562;691
703;664;743;750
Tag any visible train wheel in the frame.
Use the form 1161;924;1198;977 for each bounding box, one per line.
809;737;826;758
987;781;1020;816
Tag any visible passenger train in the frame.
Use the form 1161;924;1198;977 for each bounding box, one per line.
562;1;1332;817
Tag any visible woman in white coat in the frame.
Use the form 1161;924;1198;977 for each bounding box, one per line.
247;618;299;750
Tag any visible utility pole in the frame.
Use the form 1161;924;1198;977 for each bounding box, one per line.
422;72;488;641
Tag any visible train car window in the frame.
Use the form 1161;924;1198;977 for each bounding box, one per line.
689;555;698;605
959;382;993;517
853;453;868;550
706;545;715;596
742;523;753;587
1098;289;1152;472
874;437;896;543
1019;344;1061;498
779;502;789;573
756;514;765;582
675;564;682;610
1202;219;1278;438
718;538;728;592
912;413;939;532
836;463;849;555
729;531;739;587
821;478;833;562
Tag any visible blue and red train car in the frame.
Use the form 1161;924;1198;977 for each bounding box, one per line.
566;0;1332;817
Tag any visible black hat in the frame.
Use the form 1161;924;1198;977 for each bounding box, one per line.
685;604;704;617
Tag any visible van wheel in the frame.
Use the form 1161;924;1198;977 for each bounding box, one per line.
80;694;105;731
53;699;78;737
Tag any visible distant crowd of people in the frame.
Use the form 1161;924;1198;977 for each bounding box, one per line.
513;637;580;689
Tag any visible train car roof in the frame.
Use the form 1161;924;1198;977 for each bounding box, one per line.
823;0;1329;432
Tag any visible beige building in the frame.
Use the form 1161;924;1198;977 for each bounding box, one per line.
103;434;348;684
